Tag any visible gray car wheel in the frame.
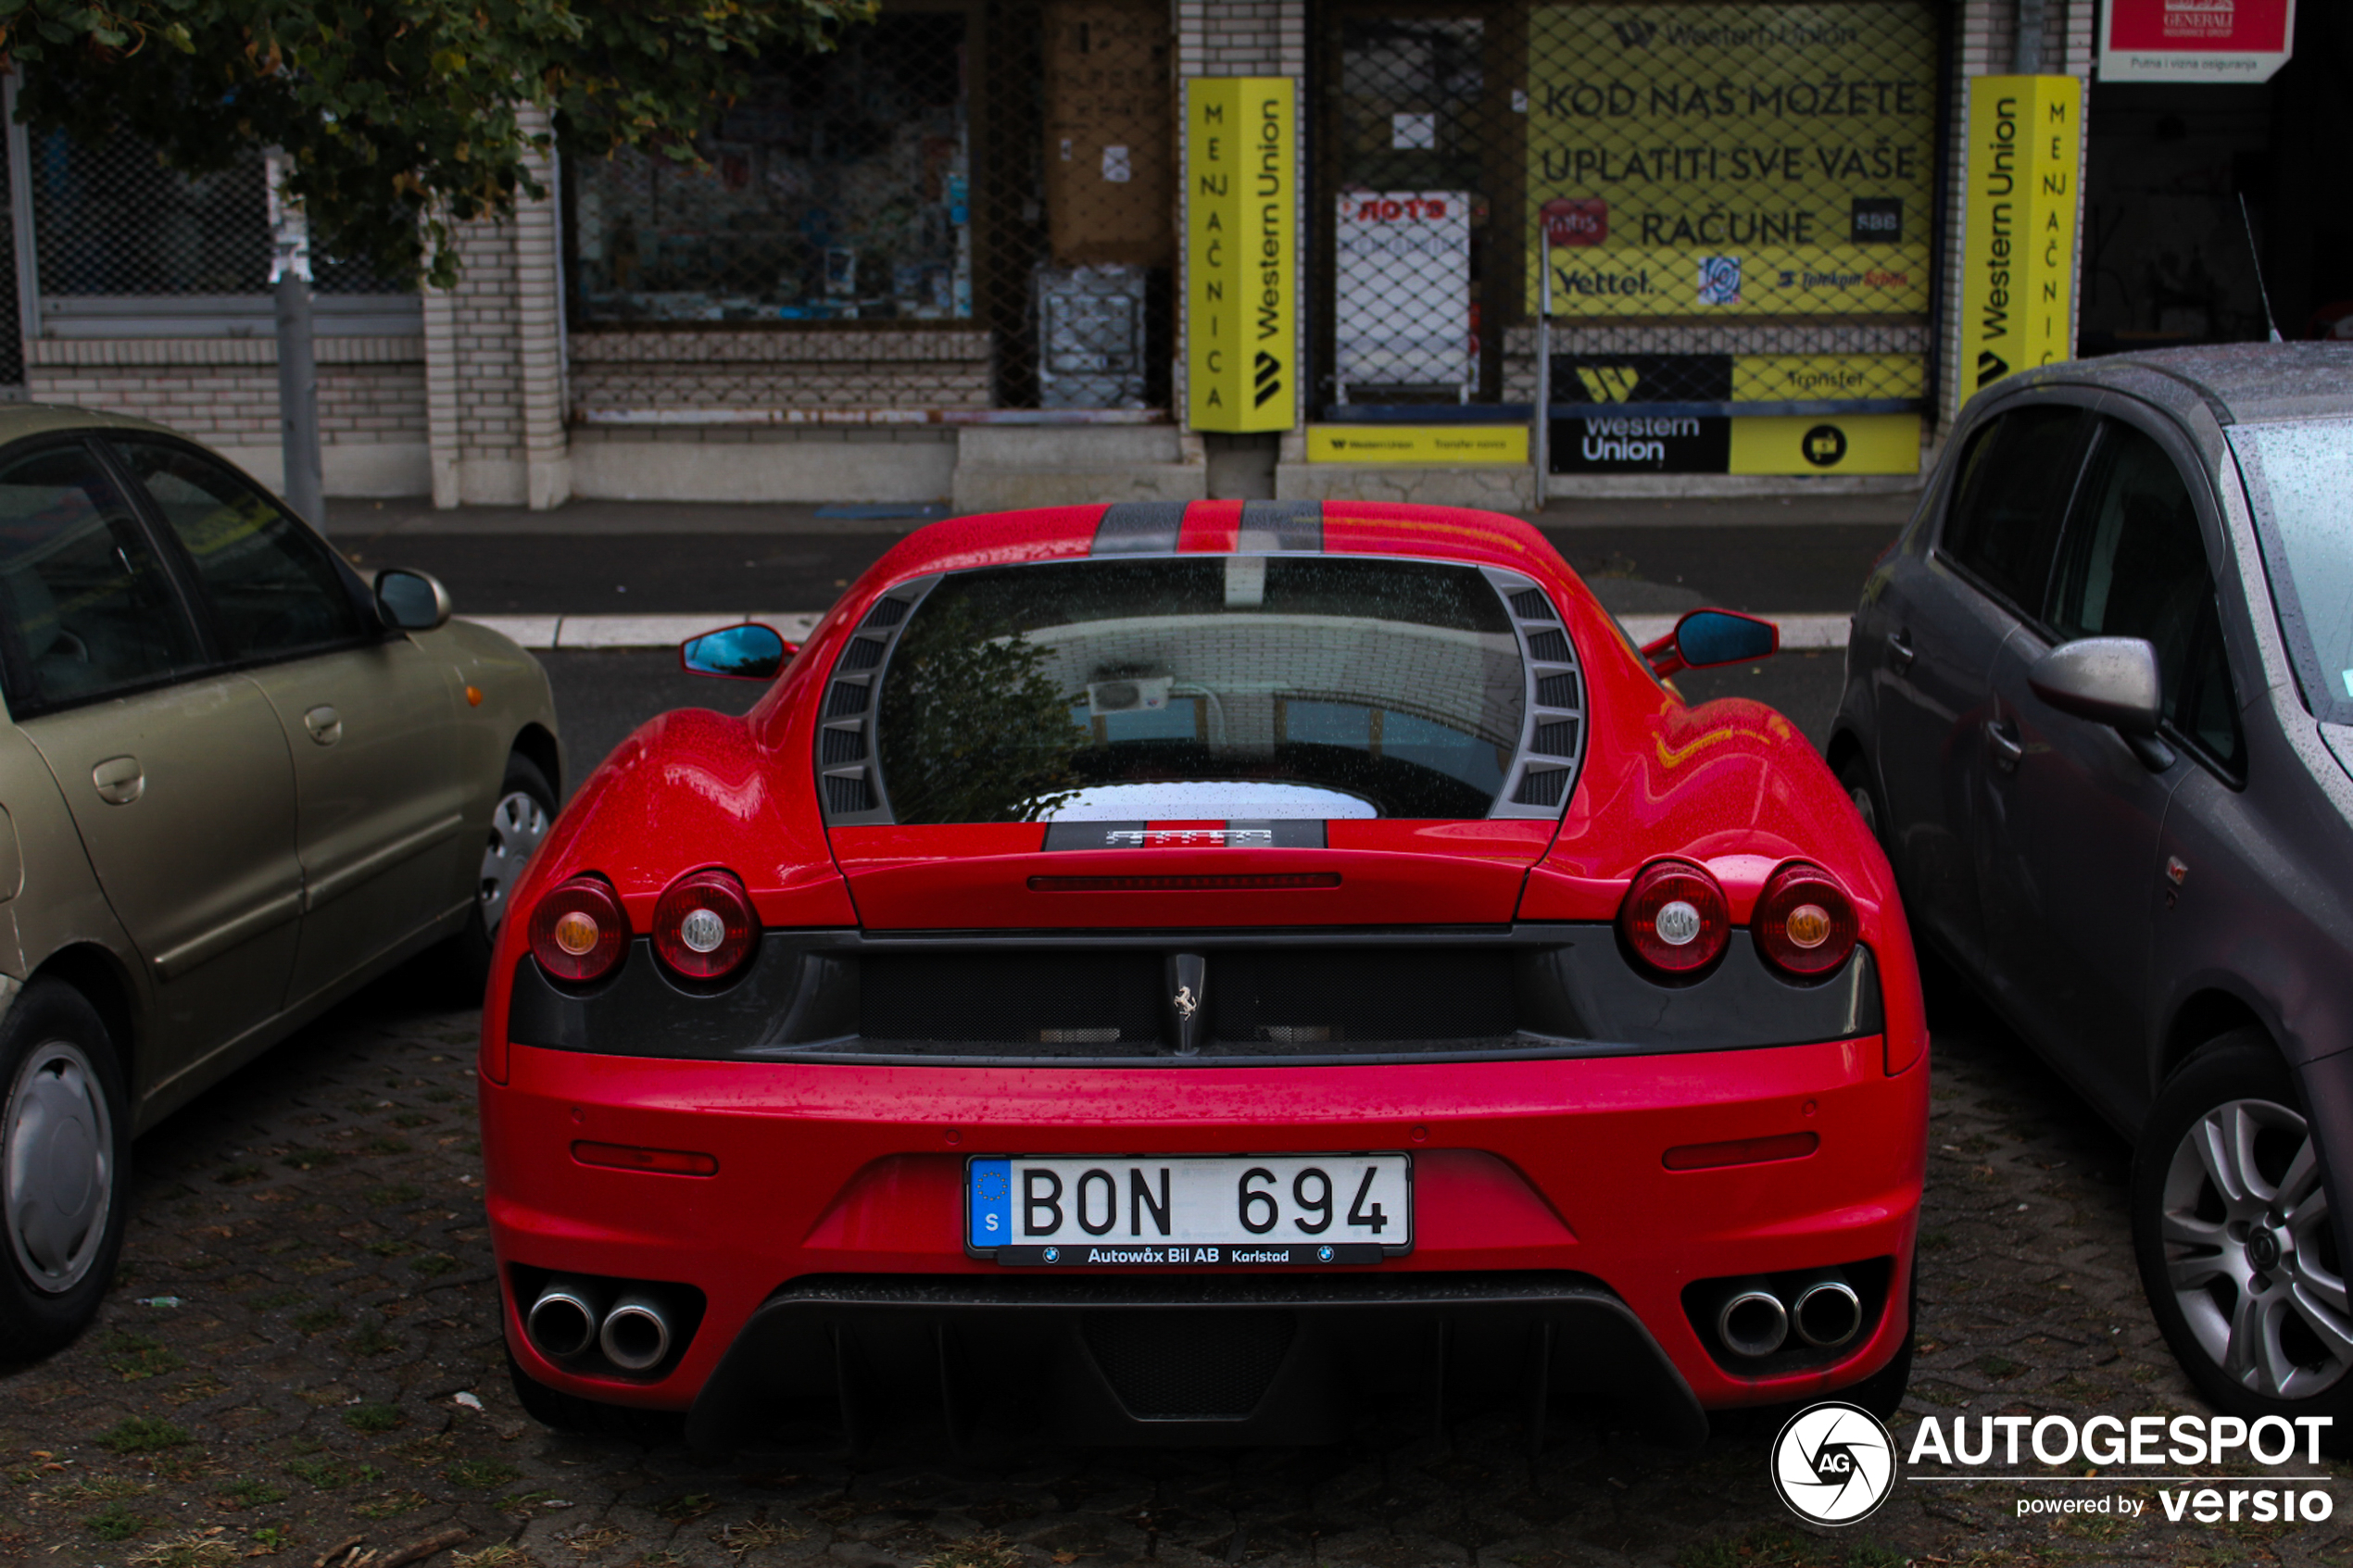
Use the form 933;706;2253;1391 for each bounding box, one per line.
2134;1034;2353;1430
0;980;129;1358
479;784;553;935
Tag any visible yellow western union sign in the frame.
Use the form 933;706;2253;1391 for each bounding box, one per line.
1728;413;1919;475
1306;426;1530;465
1961;75;2082;395
1186;78;1297;433
1730;354;1925;404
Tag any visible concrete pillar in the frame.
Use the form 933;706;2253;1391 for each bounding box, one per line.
514;107;572;510
422;258;462;508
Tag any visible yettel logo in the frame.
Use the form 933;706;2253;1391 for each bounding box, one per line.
1772;1401;1895;1524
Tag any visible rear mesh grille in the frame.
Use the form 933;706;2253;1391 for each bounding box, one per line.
839;637;884;670
1527;630;1572;662
1082;1310;1295;1418
1510;589;1554;621
1537;673;1579;708
1532;720;1579;758
821;729;865;764
855;946;1518;1055
825;682;868;718
862;597;911;629
1516;768;1570;807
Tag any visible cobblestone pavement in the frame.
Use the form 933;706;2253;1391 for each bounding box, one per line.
2;961;2346;1568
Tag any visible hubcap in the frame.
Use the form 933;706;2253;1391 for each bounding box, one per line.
5;1040;113;1294
479;788;552;934
2159;1096;2352;1399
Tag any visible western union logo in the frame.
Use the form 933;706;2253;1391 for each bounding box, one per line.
1305;425;1529;465
1575;366;1642;403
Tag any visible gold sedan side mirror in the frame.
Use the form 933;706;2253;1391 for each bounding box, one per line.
375;569;454;633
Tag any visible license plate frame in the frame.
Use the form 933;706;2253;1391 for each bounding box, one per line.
964;1152;1414;1266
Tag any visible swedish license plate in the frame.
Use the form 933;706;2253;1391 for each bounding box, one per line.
965;1153;1412;1266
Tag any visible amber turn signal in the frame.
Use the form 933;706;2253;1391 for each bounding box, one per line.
529;875;628;984
1754;861;1859;977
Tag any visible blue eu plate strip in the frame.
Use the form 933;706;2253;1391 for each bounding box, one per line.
967;1159;1013;1249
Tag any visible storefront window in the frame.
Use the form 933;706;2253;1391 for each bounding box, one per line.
570;12;972;323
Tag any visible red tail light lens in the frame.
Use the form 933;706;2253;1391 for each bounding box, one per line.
529;875;627;984
1755;861;1859;977
651;868;756;981
1618;860;1730;975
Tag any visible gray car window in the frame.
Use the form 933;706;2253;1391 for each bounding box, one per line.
2052;420;2241;771
1940;404;2089;615
2229;418;2353;727
0;444;204;712
111;439;365;662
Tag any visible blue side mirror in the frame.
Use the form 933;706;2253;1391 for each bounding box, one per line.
1643;608;1779;677
681;623;792;681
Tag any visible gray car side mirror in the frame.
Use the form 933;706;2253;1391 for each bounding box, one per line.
374;568;453;632
2027;636;2161;734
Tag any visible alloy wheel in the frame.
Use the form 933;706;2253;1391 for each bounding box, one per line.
4;1039;114;1294
2158;1096;2352;1400
479;788;552;935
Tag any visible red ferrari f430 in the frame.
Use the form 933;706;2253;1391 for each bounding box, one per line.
481;501;1928;1449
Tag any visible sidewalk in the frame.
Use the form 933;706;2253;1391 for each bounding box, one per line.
342;490;1908;638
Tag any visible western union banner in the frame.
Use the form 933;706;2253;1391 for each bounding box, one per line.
1960;76;2082;395
1527;4;1937;318
1306;426;1529;465
1185;78;1297;432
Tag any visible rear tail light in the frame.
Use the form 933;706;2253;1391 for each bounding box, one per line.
651;867;756;981
1755;861;1859;977
529;875;628;984
1618;859;1730;976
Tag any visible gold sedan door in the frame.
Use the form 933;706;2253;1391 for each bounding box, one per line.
0;441;303;1085
107;439;466;1009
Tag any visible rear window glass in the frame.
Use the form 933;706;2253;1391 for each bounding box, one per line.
873;557;1527;822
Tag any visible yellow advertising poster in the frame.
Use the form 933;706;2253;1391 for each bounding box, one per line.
1727;413;1920;474
1526;4;1937;318
1185;78;1297;433
1306;426;1529;465
1960;75;2083;395
1729;354;1925;404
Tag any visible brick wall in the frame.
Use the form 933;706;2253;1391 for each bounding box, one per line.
570;330;993;412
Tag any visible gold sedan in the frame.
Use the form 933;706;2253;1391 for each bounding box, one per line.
0;408;560;1356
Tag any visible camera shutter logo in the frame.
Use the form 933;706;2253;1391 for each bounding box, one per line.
1771;1401;1895;1524
1697;256;1743;306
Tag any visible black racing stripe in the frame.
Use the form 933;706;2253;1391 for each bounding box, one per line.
1223;819;1327;848
1043;821;1149;850
1092;502;1188;555
1237;499;1323;553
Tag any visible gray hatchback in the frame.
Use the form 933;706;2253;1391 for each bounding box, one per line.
1831;344;2353;1434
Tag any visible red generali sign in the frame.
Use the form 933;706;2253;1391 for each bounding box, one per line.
2100;0;2296;82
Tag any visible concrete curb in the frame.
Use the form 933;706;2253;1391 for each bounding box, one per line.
464;610;1853;653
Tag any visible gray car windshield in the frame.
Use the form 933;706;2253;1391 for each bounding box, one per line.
2231;418;2353;722
873;557;1528;823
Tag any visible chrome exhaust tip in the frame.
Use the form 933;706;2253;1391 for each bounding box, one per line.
526;1278;604;1359
598;1294;673;1372
1793;1278;1863;1348
1717;1287;1790;1359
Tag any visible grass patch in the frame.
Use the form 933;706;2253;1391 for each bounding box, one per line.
364;1238;417;1258
220;1477;288;1508
103;1330;189;1382
127;1532;240;1567
214;1164;266;1185
453;1548;525;1568
285;1456;378;1489
95;1416;192;1453
651;1492;717;1522
1974;1353;2026;1381
277;1148;339;1171
392;1113;436;1129
354;1487;430;1519
349;1321;399;1357
446;1458;522;1490
246;1288;308;1311
249;1524;292;1552
86;1499;147;1539
409;1253;458;1277
424;1088;460;1103
344;1401;403;1433
363;1137;411;1155
365;1183;424;1205
917;1534;1022;1568
53;1474;151;1502
291;1306;345;1335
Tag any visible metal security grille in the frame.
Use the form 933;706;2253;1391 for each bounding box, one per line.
26;130;408;299
1312;0;1942;472
1315;5;1523;408
567;0;1173;412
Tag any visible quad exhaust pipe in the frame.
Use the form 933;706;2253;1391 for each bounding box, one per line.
526;1277;676;1372
1713;1271;1864;1359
